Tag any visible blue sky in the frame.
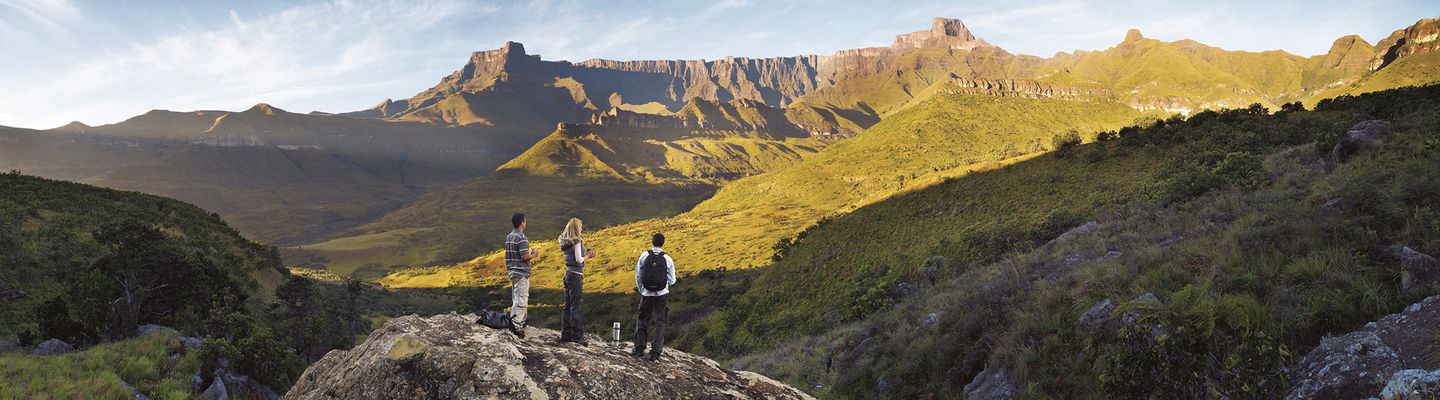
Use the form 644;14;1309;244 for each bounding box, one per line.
0;0;1434;129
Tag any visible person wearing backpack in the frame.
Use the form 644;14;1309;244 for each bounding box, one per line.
632;233;676;361
558;218;596;344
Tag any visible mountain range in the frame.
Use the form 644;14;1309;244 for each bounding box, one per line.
3;16;1437;280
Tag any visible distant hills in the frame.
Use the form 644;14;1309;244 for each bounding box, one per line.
0;103;536;244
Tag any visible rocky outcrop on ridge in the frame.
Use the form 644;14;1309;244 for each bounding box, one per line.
285;313;813;399
940;76;1113;99
1371;17;1440;71
892;17;993;51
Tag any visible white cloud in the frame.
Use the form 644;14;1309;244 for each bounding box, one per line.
0;0;493;128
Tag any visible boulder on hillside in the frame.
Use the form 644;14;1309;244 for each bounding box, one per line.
1388;244;1440;294
1050;221;1098;245
31;338;74;356
1380;369;1440;399
119;378;150;400
963;367;1017;400
1284;331;1400;400
1286;295;1440;399
1075;299;1116;331
203;358;280;400
1331;119;1391;163
284;313;814;400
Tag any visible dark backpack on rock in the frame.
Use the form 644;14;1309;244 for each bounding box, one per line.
479;310;512;330
641;250;669;292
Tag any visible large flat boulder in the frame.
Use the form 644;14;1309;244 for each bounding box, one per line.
285;313;813;400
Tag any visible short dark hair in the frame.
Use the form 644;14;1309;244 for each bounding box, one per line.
511;213;525;229
652;233;665;247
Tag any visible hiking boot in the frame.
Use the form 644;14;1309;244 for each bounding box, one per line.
510;326;526;339
647;353;661;362
630;348;646;357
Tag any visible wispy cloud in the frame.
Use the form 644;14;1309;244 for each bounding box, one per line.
1;0;494;128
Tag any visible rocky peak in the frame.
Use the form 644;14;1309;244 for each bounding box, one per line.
1125;28;1144;43
285;313;813;399
1330;34;1372;52
245;103;282;116
465;41;546;79
892;17;991;51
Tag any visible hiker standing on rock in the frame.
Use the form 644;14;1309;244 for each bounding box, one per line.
506;213;539;338
558;218;595;344
632;233;676;361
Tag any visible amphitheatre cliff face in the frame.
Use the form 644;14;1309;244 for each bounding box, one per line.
284;313;814;400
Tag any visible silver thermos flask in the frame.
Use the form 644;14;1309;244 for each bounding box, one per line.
612;322;621;344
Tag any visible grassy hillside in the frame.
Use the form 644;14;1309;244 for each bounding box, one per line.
404;89;1147;292
707;85;1440;398
0;173;284;339
295;122;826;278
287;171;717;278
0;330;202;400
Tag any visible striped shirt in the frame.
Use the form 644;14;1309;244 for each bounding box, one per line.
505;229;531;277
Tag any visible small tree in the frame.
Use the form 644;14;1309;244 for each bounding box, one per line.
93;220;172;341
1052;130;1082;158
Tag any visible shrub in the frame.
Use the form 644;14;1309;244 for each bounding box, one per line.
1213;152;1266;189
1052;131;1083;157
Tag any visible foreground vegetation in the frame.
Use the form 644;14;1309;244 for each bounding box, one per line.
700;85;1440;398
0;174;371;396
0;331;201;400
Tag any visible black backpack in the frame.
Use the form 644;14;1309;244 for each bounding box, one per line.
478;310;512;330
640;250;669;292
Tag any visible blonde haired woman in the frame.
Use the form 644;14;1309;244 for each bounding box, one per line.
558;218;596;344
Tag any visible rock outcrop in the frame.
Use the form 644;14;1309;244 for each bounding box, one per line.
1286;295;1440;399
286;313;813;399
892;17;992;51
963;367;1017;400
941;76;1112;100
1332;119;1392;163
1370;17;1440;71
1389;244;1440;295
31;338;74;356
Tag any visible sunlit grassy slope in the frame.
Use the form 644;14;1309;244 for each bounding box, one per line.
0;329;202;400
292;124;824;278
398;89;1146;291
704;85;1440;398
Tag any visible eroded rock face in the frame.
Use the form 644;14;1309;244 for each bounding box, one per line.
285;313;813;400
1370;17;1440;71
1286;295;1440;399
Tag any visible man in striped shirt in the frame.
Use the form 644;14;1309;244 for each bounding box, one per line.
505;213;539;338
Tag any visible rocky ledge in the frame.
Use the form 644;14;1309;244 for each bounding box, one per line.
285;313;813;400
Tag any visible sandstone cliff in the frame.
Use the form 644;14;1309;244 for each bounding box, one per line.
1371;17;1440;71
285;313;814;399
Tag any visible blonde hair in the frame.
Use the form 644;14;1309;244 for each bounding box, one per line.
557;218;583;246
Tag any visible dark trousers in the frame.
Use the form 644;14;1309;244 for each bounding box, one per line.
634;294;668;355
561;272;584;339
